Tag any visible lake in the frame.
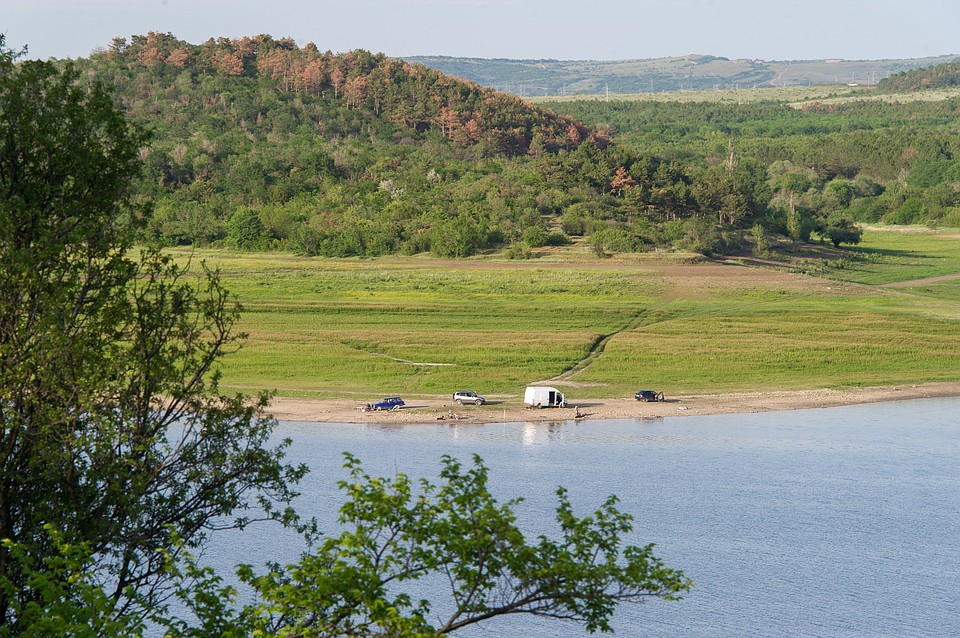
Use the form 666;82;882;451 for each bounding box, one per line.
207;397;960;637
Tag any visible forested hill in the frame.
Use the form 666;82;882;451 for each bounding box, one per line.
76;32;634;256
878;61;960;92
90;33;602;156
68;33;960;261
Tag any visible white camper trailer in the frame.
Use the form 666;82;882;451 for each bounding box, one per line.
524;386;567;408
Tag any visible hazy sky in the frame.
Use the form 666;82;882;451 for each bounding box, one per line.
5;0;959;62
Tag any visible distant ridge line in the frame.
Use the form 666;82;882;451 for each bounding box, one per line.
403;53;960;97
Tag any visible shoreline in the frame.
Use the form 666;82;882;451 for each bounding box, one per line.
263;381;960;424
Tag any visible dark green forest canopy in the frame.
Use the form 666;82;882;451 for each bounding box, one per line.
75;33;632;256
69;33;960;257
94;34;603;153
541;93;960;233
878;61;960;92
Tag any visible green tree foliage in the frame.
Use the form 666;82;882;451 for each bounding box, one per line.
54;31;959;261
160;455;691;636
822;218;863;247
67;33;758;258
0;37;304;629
750;223;772;256
547;95;960;239
4;457;691;636
0;528;147;637
226;207;270;249
878;62;960;92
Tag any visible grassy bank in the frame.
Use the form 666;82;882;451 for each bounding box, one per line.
171;227;960;401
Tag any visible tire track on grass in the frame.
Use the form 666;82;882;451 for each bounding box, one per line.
545;308;671;383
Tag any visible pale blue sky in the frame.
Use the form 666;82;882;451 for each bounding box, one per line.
5;0;958;62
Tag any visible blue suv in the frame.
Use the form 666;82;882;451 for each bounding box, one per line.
369;396;404;411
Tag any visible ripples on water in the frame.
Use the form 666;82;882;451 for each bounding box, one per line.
207;398;960;637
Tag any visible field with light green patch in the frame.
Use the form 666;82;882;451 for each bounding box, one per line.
786;87;960;108
529;84;960;107
826;227;960;284
529;85;871;105
172;227;960;401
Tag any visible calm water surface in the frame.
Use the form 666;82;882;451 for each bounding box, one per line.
209;398;960;637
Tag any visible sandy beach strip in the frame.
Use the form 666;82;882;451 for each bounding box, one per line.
262;381;960;424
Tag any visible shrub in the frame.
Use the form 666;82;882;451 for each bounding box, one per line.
290;224;323;256
544;232;571;246
521;226;548;248
751;224;771;257
822;218;863;247
226;207;269;250
941;207;960;228
674;217;721;255
505;242;533;259
590;227;638;255
561;213;589;236
885;197;926;225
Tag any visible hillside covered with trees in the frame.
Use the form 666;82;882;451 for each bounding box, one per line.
546;95;960;237
65;33;960;260
77;33;625;257
878;60;960;92
63;33;795;258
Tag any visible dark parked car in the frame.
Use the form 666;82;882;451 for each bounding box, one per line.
635;390;665;402
452;390;486;405
369;396;405;411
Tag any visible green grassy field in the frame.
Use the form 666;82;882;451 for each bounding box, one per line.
529;85;960;107
824;226;960;285
171;227;960;401
529;85;870;105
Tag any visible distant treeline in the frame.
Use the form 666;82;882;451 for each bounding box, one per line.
545;95;960;234
66;34;960;257
878;61;960;92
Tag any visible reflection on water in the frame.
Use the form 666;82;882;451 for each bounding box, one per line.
208;398;960;637
521;420;571;444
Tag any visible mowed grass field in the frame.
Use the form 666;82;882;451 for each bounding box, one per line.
531;85;960;108
169;227;960;401
530;85;871;106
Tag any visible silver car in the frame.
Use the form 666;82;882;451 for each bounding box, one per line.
452;390;485;405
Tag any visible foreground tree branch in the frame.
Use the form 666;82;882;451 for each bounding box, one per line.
163;454;689;637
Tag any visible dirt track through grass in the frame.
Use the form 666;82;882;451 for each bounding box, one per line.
882;273;960;288
547;307;670;382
